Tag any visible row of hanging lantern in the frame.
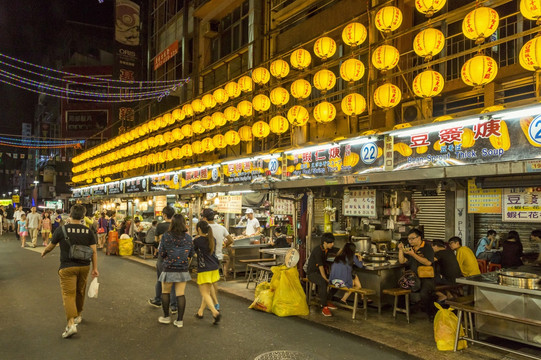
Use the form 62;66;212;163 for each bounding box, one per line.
519;0;541;72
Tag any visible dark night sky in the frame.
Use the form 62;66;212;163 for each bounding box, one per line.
0;0;114;135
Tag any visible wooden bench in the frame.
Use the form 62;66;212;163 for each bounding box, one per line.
134;240;155;260
239;258;277;279
328;285;376;320
246;263;273;289
382;288;411;323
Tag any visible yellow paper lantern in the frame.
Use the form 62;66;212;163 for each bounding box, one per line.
237;100;253;117
182;104;194;117
238;76;253;92
213;88;229;105
462;7;499;44
270;59;290;79
137;126;146;137
314;37;336;60
147;136;156;148
413;28;445;61
212;134;227;149
172;108;185;122
340;59;365;83
164;149;173;162
224;106;241;122
412;70;445;98
172;147;182;160
375;6;403;33
192;120;205;134
163;131;174;143
164;113;174;125
181;124;193;137
290;49;311;70
287;105;310;126
290;79;312;99
519;37;541;71
313;102;336;123
181;144;193;157
481;105;505;113
374;83;402;109
172;128;183;141
212;112;227;127
157;152;166;163
269;116;289;134
225;130;241;146
313;69;336;92
270;87;290;106
192;141;204;154
372;45;400;72
225;81;241;98
433;115;454;122
201;116;215;130
252;67;271;85
341;93;366;116
202;94;216;109
155;134;165;146
461;55;498;87
252;94;271;112
342;22;367;47
252;121;270;138
239;126;253;141
415;0;446;17
156;117;166;129
192;99;206;114
521;0;541;23
202;137;215;152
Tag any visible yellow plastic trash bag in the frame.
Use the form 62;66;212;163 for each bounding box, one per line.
270;265;309;317
433;302;467;351
118;237;133;256
249;282;274;313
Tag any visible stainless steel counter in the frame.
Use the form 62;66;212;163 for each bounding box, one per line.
355;263;405;314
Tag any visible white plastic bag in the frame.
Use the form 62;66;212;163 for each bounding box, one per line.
87;277;99;299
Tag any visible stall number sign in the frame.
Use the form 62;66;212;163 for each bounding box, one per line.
217;195;242;214
503;188;541;222
467;179;502;214
343;189;376;217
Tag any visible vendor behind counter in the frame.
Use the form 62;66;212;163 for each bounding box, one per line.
239;208;261;236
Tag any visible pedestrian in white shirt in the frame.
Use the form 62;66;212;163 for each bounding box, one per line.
242;208;261;236
13;206;23;240
27;206;42;248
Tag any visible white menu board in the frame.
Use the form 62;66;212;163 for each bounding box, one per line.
343;189;376;217
503;188;541;222
274;198;295;215
217;195;243;214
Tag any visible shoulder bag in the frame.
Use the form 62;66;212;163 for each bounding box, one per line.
62;226;94;261
417;265;435;278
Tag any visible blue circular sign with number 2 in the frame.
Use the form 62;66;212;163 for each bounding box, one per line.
361;142;377;164
529;115;541;146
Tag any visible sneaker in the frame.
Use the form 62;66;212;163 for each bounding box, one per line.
62;324;77;338
322;306;332;317
326;301;338;310
173;320;183;328
170;307;178;314
158;316;171;324
148;298;161;308
214;303;220;311
74;316;82;325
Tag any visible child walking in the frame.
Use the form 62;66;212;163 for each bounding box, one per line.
18;214;28;248
41;211;52;246
329;242;364;304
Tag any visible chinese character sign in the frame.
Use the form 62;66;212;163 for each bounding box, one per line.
343;189;377;217
467;179;501;214
274;198;295;215
503;188;541;222
217;195;242;214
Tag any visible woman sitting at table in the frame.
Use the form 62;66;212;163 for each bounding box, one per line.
269;227;289;248
329;243;364;305
501;231;523;268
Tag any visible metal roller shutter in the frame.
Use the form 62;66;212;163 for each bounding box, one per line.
412;192;447;241
474;214;540;254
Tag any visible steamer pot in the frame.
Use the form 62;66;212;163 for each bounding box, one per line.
498;271;541;290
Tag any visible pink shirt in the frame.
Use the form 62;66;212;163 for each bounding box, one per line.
41;218;51;231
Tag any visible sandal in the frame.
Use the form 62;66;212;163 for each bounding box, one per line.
194;313;204;319
340;299;348;306
213;313;221;325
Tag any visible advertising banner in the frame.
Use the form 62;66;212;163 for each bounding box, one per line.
467;179;502;214
80;187;91;197
217;195;243;214
92;185;107;196
123;177;147;193
222;156;282;184
503;187;541;222
149;172;181;191
154;40;179;70
72;189;81;198
182;166;221;188
107;182;123;195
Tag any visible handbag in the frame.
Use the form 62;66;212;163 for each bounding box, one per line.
97;227;106;234
61;226;93;261
417;265;435;278
398;270;421;292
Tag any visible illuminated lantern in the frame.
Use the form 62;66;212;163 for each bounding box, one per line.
172;147;182;159
521;0;541;24
192;120;205;134
172;108;185;122
313;102;336;123
462;7;499;44
461;55;498;87
433;115;453;122
270;87;290;106
342;22;367;47
290;49;311;70
287;105;310;126
201;116;215;130
372;45;400;72
225;130;241;146
164;113;175;125
225;81;242;98
373;83;402;109
237;100;253;117
192;141;204;154
164;149;173;162
314;37;336;60
192;99;206;114
181;144;193;157
202;137;215;152
159;117;168;128
212;134;227;149
252;121;270;138
163;131;174;143
238;76;253;92
172;128;183;141
155;134;165;146
290;79;312;99
224;106;241;122
413;28;445;61
252;94;271;112
412;70;444;98
252;67;271;85
341;93;366;116
147;136;156;148
519;37;541;71
137;126;145;137
130;129;138;139
375;6;403;33
239;126;253;141
202;94;217;109
213;88;229;104
415;0;446;17
313;69;336;92
481;105;505;113
182;103;194;117
269;116;289;134
212;111;227;127
270;59;290;79
340;59;365;83
157;152;166;163
180;124;193;137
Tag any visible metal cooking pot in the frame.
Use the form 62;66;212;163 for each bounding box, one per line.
352;236;371;254
498;271;541;289
362;252;389;263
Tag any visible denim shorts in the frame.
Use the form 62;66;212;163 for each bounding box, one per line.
159;271;191;283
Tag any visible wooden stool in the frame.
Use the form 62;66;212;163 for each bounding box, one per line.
328;285;376;320
382;288;411;323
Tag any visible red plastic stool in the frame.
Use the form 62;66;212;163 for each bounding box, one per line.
477;259;487;274
488;263;502;272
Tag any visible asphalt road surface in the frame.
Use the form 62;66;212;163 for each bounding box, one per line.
0;234;416;360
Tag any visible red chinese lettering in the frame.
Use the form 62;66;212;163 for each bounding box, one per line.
474;119;501;139
439;127;464;144
302;152;312;163
329;146;340;159
315;150;326;161
409;133;430;148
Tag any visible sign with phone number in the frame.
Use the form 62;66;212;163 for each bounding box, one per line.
503;188;541;222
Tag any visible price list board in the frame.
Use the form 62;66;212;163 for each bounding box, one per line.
343;189;376;217
467;179;502;214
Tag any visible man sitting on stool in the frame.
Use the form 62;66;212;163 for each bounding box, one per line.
306;233;338;317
